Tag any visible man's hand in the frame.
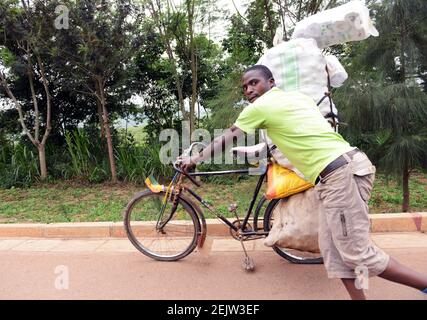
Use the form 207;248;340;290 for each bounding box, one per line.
178;156;197;173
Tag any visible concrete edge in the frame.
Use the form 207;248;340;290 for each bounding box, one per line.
0;213;425;238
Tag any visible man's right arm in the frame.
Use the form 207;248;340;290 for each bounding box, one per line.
180;101;264;172
180;125;245;172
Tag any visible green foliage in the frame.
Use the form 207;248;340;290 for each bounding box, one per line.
63;128;172;184
334;0;427;211
0;47;16;67
0;172;425;223
0;142;40;188
369;171;427;212
0;0;426;208
204;69;246;130
64;129;109;183
115;136;173;183
134;12;226;132
335;0;427;174
125;126;146;145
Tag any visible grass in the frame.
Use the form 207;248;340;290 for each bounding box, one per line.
369;172;427;213
124;126;146;146
0;172;425;224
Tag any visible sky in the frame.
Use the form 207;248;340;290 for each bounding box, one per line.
204;0;249;42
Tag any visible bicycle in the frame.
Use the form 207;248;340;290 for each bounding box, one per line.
123;142;323;270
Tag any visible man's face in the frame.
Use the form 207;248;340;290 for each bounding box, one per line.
242;70;275;103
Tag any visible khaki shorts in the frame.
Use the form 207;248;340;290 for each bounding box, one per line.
315;151;390;279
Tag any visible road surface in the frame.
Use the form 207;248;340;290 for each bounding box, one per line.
0;233;426;300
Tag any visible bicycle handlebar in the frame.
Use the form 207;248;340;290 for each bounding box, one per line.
174;143;207;187
172;161;201;187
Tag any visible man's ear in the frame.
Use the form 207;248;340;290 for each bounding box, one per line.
269;78;275;88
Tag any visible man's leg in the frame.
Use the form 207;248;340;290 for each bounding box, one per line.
341;279;366;300
378;257;427;291
316;165;372;301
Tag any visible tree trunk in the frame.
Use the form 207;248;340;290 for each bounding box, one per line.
37;55;52;174
402;164;410;213
399;11;409;213
263;0;275;47
187;0;197;136
276;0;288;41
149;0;187;121
96;99;105;138
0;71;37;146
95;77;117;183
1;68;50;181
297;0;303;21
38;143;48;181
400;12;407;83
28;70;40;141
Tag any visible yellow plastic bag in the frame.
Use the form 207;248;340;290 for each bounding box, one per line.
266;162;313;200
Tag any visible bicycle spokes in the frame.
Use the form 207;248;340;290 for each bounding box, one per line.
124;190;200;260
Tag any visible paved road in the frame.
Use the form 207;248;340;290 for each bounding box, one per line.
0;234;426;300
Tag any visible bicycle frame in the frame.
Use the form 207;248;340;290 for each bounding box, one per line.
173;165;270;238
128;146;323;264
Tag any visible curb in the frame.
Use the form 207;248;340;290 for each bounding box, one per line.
0;213;425;238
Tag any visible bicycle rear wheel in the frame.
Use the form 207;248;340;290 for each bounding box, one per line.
124;189;201;261
263;198;323;265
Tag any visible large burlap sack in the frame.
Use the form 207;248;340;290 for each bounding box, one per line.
264;188;320;253
291;0;379;49
256;38;338;119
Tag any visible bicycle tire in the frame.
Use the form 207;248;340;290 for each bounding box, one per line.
263;198;323;265
124;189;201;261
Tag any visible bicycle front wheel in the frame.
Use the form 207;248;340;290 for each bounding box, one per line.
263;198;323;265
124;189;201;261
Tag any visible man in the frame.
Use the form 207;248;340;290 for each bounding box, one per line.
180;65;427;300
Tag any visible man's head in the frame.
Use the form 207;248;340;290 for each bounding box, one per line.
242;65;275;103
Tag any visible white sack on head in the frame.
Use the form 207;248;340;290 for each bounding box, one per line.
291;0;379;49
257;38;338;118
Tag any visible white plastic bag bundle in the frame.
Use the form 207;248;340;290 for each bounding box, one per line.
264;188;320;253
292;0;379;49
325;55;348;87
259;130;305;178
272;24;284;47
257;37;338;118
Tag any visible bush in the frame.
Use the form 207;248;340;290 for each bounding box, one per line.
0;143;40;188
115;134;173;184
0;128;176;187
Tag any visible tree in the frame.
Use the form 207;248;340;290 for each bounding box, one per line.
207;0;282;130
146;0;190;131
145;0;226;135
55;0;144;183
223;0;344;63
335;0;427;212
135;0;225;140
0;0;58;180
223;0;280;66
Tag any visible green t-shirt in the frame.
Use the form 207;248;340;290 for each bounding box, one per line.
234;87;354;184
